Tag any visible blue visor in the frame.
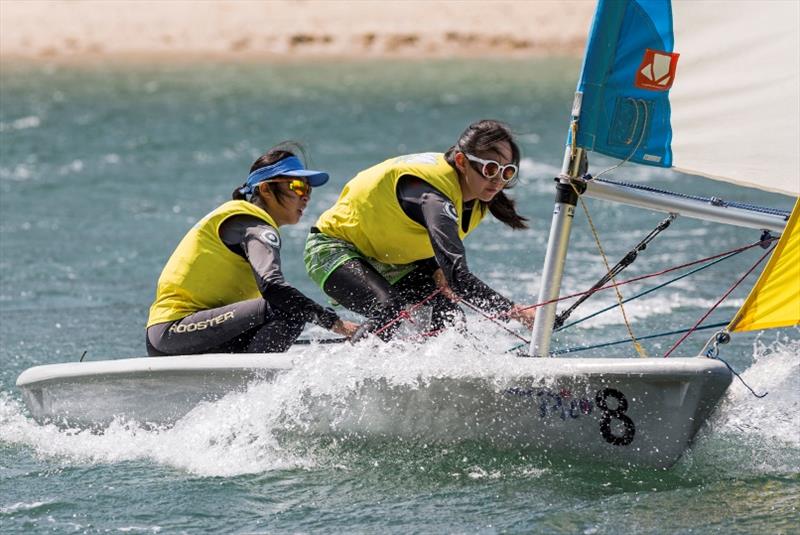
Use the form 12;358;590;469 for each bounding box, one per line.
239;156;329;196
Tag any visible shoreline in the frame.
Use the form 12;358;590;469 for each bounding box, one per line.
0;0;594;63
0;49;587;67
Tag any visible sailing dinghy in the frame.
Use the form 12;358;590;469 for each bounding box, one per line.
16;0;799;469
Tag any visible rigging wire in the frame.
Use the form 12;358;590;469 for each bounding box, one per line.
507;320;731;355
556;247;744;332
372;288;443;338
662;243;776;358
361;238;777;356
571;180;648;357
553;212;676;330
501;237;774;354
457;297;531;344
509;237;774;316
561;98;652;355
709;354;769;398
700;331;768;398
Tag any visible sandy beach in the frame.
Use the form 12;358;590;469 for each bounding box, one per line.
0;0;594;61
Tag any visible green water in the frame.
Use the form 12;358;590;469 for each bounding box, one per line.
1;59;797;533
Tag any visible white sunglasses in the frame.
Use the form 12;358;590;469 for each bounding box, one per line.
464;153;518;183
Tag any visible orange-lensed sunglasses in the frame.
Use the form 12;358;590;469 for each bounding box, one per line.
268;178;311;197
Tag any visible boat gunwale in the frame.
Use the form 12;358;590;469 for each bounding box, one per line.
16;355;732;388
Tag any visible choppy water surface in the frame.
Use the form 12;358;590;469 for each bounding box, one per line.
1;59;797;533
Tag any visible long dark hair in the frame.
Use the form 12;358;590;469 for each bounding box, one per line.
231;141;308;205
444;120;529;230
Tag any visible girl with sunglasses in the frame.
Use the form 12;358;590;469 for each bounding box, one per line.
146;142;359;356
305;120;535;341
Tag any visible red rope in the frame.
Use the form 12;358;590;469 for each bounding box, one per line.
419;327;446;338
456;297;531;344
372;288;443;338
498;238;772;316
662;243;775;358
369;237;773;345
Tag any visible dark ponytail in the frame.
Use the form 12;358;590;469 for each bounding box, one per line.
444;119;529;230
232;140;308;204
486;190;527;230
231;187;249;201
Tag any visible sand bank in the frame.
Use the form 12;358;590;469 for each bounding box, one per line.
0;0;594;62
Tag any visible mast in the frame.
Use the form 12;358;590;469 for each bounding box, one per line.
529;113;586;357
528;0;797;357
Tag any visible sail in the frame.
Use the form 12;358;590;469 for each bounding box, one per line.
728;198;800;332
574;0;799;196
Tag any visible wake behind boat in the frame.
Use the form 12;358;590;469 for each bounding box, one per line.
15;0;799;469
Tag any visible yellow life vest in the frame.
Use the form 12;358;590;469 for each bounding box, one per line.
147;200;279;327
315;153;486;264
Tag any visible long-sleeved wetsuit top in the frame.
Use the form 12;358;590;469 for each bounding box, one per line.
396;175;513;314
219;215;339;329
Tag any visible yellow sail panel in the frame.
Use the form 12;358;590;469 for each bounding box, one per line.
729;198;800;332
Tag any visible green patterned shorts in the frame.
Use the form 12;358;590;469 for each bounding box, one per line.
304;231;417;290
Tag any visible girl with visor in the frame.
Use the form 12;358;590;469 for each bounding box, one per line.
146;142;359;356
305;120;536;341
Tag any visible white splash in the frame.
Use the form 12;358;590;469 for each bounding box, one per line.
0;331;529;477
685;334;800;476
3;330;797;478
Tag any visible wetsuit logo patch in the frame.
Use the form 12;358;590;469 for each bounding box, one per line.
443;202;458;222
169;311;235;333
260;228;281;248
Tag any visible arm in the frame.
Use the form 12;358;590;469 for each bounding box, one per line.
220;215;358;336
396;176;515;315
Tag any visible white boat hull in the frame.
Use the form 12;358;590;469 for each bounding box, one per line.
16;355;732;468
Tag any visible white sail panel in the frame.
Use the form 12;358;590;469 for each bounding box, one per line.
670;1;799;196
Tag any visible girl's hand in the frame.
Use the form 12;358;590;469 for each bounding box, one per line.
508;304;536;330
432;268;458;300
331;319;360;338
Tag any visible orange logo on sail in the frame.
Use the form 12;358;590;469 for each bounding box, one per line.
635;49;679;91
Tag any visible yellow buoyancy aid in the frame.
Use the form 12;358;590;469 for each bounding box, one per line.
315;153;486;264
147;200;279;326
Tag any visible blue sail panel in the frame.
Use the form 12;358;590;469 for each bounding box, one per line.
575;0;676;167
